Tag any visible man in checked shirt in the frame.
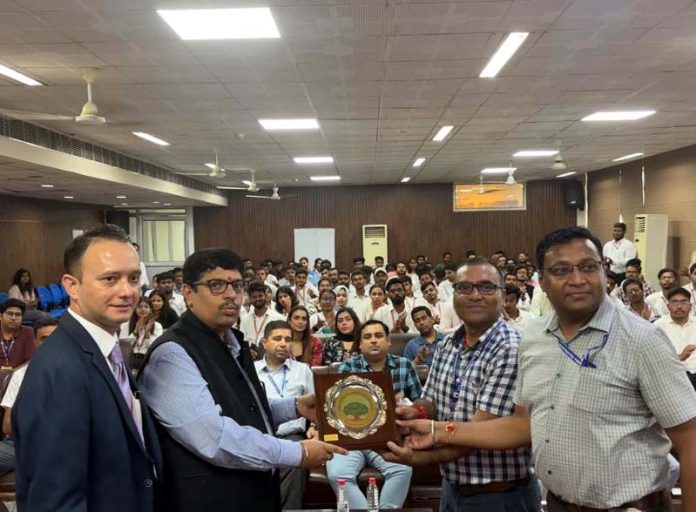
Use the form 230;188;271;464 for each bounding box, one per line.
385;257;541;512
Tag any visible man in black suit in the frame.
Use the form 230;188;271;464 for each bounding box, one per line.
13;224;162;512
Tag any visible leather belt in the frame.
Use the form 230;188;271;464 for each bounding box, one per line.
548;490;670;512
452;475;533;497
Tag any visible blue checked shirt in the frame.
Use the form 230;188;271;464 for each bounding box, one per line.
339;353;422;401
423;317;532;485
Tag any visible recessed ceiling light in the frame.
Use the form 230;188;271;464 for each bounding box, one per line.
163;202;172;206
63;195;74;199
40;184;54;188
612;152;644;162
132;131;170;146
259;118;319;130
294;156;334;164
432;125;453;142
481;167;516;174
116;195;127;199
556;171;576;178
204;163;216;169
152;201;160;204
120;203;128;206
412;158;425;167
310;176;341;182
480;32;529;78
581;110;656;122
157;8;280;40
401;177;411;183
0;64;42;86
513;150;559;158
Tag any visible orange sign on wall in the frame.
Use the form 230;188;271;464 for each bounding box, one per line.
453;183;526;211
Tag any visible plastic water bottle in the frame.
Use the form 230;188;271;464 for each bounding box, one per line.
366;476;379;511
337;479;350;512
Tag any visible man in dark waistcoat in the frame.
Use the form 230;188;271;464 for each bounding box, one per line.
139;248;345;512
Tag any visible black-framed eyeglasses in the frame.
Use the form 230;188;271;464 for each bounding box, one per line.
453;281;501;296
544;260;602;278
193;279;244;295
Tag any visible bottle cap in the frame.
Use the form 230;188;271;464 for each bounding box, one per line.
368;477;377;484
338;479;346;485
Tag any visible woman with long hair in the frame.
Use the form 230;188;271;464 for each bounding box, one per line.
323;307;361;364
8;268;38;309
149;289;179;329
287;305;323;366
120;296;163;370
275;286;298;316
311;289;337;335
362;284;390;324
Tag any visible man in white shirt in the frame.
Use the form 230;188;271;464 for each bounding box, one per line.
254;320;314;509
348;270;371;316
602;222;637;281
0;316;59;475
685;263;696;316
240;282;285;346
437;263;456;301
502;285;534;333
173;267;184;294
255;267;278;297
292;268;318;312
385;278;416;334
158;271;187;316
530;287;553;317
655;287;696;389
131;243;150;289
646;267;678;319
418;282;444;325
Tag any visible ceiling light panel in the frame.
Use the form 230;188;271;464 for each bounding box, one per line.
556;172;576;178
481;167;516;174
294;156;334;164
0;64;42;86
432;126;454;142
132;132;170;146
412;158;425;167
157;8;280;40
259;118;319;130
513;150;558;158
480;32;529;78
310;176;341;182
401;177;411;183
581;111;656;122
612;152;644;162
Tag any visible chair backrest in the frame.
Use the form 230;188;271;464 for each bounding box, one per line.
0;293;7;306
389;332;418;356
48;284;63;306
35;286;54;311
311;365;329;375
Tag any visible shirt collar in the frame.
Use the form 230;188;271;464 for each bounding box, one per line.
544;296;615;338
67;308;118;360
257;355;292;372
357;353;397;370
451;317;504;349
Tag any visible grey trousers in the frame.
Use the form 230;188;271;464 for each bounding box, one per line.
0;439;14;475
278;433;307;510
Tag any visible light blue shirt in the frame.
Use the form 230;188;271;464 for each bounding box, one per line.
139;332;302;471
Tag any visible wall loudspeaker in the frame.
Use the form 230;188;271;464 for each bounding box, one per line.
562;181;585;210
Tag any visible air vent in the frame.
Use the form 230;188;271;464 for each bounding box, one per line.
634;216;646;234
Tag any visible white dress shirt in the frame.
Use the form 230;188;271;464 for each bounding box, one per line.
385;305;416;334
139;262;150;288
239;307;285;345
254;357;314;436
603;237;637;274
361;303;390;324
654;316;696;372
168;292;187;316
505;309;535;334
530;289;553;317
438;300;463;334
348;291;371;317
438;280;454;301
1;365;27;408
645;291;670;319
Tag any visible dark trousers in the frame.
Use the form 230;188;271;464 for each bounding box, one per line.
278;433;307;510
439;478;541;512
688;372;696;391
547;491;672;512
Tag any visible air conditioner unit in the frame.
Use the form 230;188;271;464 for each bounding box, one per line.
633;214;668;283
362;224;388;265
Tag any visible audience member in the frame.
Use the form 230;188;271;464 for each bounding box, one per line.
149;289;180;329
602;222;637;282
322;307;360;364
611;258;655;304
172;267;184;294
623;277;655;321
362;284;390;324
311;289;337;335
158;271;186;316
328;268;340;288
326;320;420;509
655;287;696;389
7;268;38;311
529;287;553;316
240;282;285;345
0;299;35;368
419;282;444;325
437;262;457;301
120;296;163;371
352;257;365;272
275;286;298;317
385;278;416;334
288;305;323;366
337;270;351;287
503;285;534;333
279;266;296;288
293;268;318;312
254;321;315;510
348;270;370;316
131;243;150;289
373;267;388;287
334;285;349;307
646;268;678;319
404;306;444;367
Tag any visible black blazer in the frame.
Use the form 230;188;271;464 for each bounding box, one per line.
13;312;163;512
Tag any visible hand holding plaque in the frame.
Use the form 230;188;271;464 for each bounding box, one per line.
313;371;399;450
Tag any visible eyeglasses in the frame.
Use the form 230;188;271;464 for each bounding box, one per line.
193;279;244;295
453;281;501;295
2;312;22;319
669;300;691;306
625;287;643;295
544;260;602;278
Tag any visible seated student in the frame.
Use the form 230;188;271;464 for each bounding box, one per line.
361;284;390;324
240;282;285;346
0;315;59;475
418;282;444;325
119;296;163;371
623;277;656;321
275;286;299;317
645;267;677;319
158;271;187;316
611;257;655;304
337;270;351;287
0;299;35;368
8;268;43;322
254;321;315;510
288;305;323;366
515;266;535;311
685;262;696;313
255;266;278;297
326;320;420;509
292;268;318;313
400;276;419;309
385;278;416;334
312;277;333;311
149;289;180;329
263;284;276;312
323;307;361;364
373;268;388;287
348;270;371;315
279;265;296;288
437;263;457;301
502;285;534;333
311;289;337;335
655;287;696;389
404;306;444;367
334;285;349;308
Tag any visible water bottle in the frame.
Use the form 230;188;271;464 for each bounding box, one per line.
337;478;350;512
366;476;379;511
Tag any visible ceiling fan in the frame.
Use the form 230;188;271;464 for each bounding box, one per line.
551;143;568;171
208;150;226;178
247;185;296;200
0;68;106;125
505;162;516;185
478;176;502;194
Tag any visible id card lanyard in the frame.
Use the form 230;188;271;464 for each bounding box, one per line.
557;332;609;368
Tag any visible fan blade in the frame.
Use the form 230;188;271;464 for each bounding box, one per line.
246;195;272;199
0;108;74;121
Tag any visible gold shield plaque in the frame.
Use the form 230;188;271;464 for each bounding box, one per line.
324;375;386;439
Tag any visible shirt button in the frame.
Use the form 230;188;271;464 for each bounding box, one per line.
556;373;561;378
545;438;549;443
550;405;555;410
144;479;153;488
547;470;552;475
250;404;257;412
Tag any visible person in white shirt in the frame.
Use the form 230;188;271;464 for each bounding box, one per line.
292;268;318;312
0;316;58;475
418;282;444;326
645;267;678;319
437;263;456;301
385;278;416;334
118;296;163;371
172;267;184;294
279;266;296;288
654;287;696;389
623;277;656;322
602;222;637;280
529;287;553;316
131;243;150;289
254;320;315;510
157;271;187;316
361;284;391;324
255;267;278;297
310;289;337;335
373;268;388;288
348;270;371;315
502;285;534;333
685;263;696;316
239;282;285;346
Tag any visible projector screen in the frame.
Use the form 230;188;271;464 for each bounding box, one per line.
453;183;526;212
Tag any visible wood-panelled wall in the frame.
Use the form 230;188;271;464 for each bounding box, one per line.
588;143;696;273
0;195;103;288
193;180;576;269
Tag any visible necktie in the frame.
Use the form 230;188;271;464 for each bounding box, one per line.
109;343;133;411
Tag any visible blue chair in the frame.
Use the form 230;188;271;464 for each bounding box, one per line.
35;286;54;311
59;284;69;307
48;284;64;308
0;293;7;304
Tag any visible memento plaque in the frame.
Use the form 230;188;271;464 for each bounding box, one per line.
314;371;398;450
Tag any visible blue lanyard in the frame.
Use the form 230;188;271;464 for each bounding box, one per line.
449;323;501;416
0;339;14;365
266;366;288;397
557;332;609;368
